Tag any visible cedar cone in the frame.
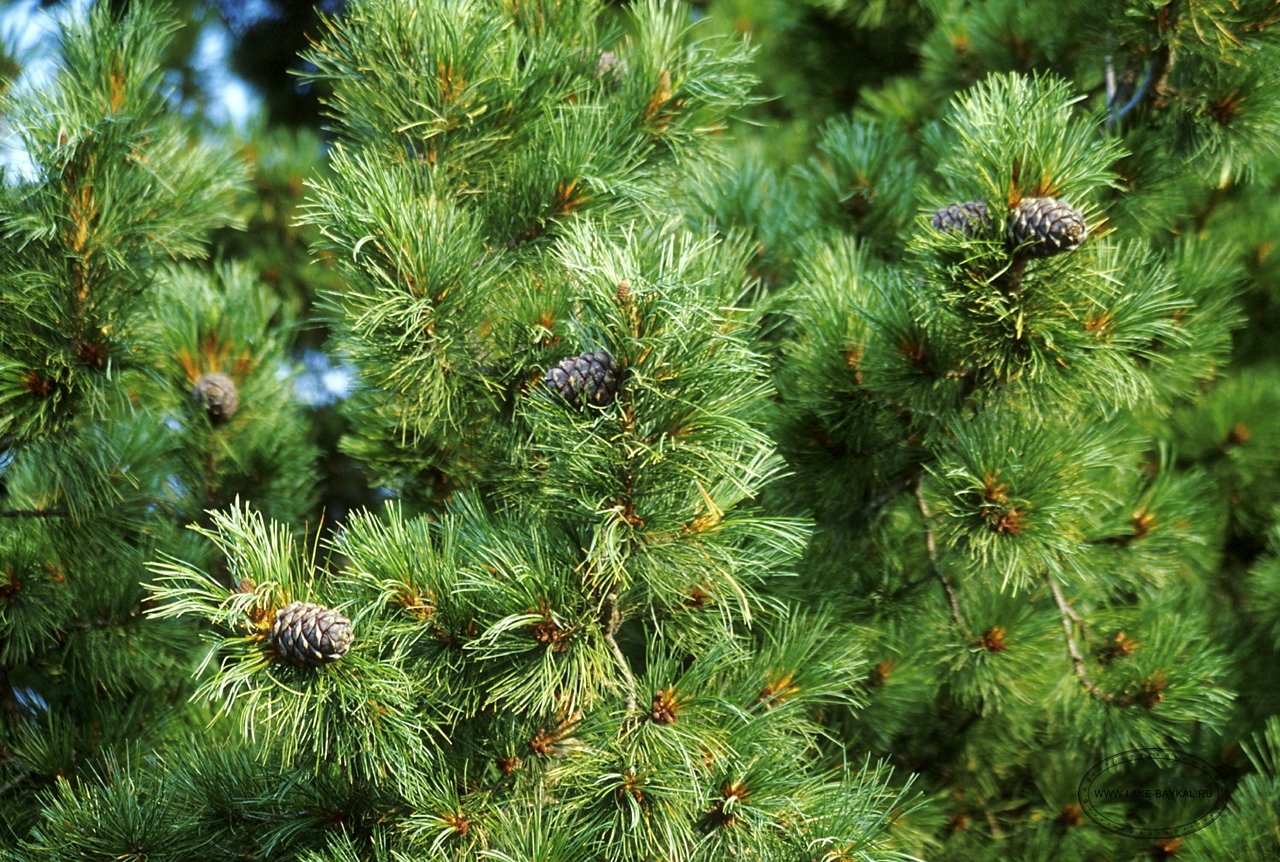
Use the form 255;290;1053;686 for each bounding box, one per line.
269;601;353;667
1007;197;1088;257
544;349;620;408
931;200;991;237
192;372;239;424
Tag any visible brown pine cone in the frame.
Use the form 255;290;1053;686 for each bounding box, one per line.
269;601;353;667
192;372;240;424
1007;197;1088;257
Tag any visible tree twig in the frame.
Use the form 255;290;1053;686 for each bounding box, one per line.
602;593;637;714
0;770;32;798
0;507;69;518
914;482;969;637
1149;42;1176;107
1045;571;1113;703
0;496;183;522
1108;58;1157;126
995;256;1027;297
1104;54;1118;123
866;471;921;515
1192;181;1234;234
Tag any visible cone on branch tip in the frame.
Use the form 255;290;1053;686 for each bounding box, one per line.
931;200;992;237
545;349;621;408
1007;196;1087;257
192;372;239;424
269;601;353;667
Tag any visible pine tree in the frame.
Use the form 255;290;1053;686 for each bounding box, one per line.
0;1;316;845
688;0;1280;859
7;2;921;860
6;1;1280;861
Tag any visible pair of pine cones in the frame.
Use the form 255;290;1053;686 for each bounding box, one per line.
932;196;1087;257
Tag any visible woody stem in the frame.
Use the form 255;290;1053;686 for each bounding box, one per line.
603;593;637;714
1045;571;1113;703
915;482;970;637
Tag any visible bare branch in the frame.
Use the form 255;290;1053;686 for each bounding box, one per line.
0;770;32;798
1045;571;1113;703
602;593;637;715
914;481;969;637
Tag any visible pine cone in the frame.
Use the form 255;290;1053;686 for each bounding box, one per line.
595;50;625;86
545;349;620;408
931;200;991;237
269;601;353;667
192;372;239;424
1007;197;1087;257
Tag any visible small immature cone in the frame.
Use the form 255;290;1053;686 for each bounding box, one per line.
931;200;992;237
595;50;625;87
544;349;621;408
269;601;353;667
1007;197;1087;257
192;371;239;424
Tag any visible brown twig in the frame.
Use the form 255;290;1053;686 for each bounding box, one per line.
1149;42;1176;108
1045;571;1113;703
0;497;182;522
1192;182;1233;234
915;482;969;637
996;255;1027;297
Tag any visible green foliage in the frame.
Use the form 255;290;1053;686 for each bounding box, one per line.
692;0;1280;856
298;0;762;499
787;118;922;255
926;410;1129;591
141;497;915;860
1187;715;1280;861
6;3;926;860
145;263;321;527
0;1;314;844
0;1;245;444
19;757;207;862
7;0;1280;860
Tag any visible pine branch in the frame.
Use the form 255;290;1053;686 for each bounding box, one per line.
866;471;920;514
0;771;32;798
602;592;637;715
915;481;969;637
0;507;69;518
1044;571;1113;703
